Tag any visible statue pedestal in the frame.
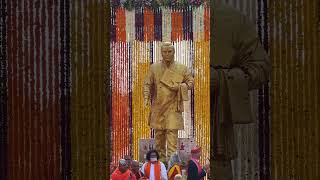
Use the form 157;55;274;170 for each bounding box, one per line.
139;138;196;164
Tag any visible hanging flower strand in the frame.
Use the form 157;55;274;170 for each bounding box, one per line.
111;0;209;10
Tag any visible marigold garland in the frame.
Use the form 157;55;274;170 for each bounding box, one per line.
111;0;210;10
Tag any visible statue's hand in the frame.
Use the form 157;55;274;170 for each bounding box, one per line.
169;82;180;91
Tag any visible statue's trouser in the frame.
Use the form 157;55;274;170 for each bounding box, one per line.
155;129;178;162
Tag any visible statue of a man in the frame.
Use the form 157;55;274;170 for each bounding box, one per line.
144;42;194;162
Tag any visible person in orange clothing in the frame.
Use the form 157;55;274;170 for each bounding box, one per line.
110;159;136;180
141;150;168;180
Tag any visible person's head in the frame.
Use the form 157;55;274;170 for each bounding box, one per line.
118;159;129;173
124;155;132;167
131;160;140;173
174;174;183;180
161;42;175;63
191;146;202;159
146;149;160;163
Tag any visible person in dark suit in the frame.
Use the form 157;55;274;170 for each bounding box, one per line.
187;146;209;180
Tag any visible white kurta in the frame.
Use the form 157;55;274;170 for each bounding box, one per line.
141;161;168;180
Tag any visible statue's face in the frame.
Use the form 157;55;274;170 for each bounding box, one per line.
161;46;175;63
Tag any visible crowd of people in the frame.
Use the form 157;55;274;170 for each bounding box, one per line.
110;146;210;180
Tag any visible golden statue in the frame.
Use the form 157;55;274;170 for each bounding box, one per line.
144;42;194;162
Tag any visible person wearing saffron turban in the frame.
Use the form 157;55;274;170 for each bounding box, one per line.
110;159;136;180
141;150;168;180
186;146;209;180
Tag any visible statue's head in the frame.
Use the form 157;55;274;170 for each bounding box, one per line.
161;42;175;63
